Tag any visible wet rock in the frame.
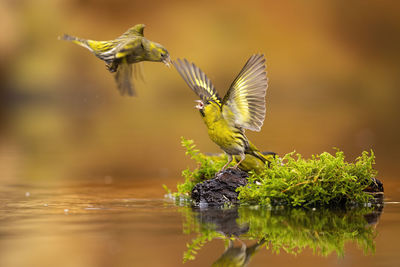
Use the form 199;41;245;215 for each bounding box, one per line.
364;177;384;193
191;168;248;207
364;177;384;204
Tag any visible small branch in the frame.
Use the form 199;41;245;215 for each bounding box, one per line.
282;181;312;193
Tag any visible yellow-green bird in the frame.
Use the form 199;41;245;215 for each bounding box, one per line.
174;54;275;171
61;24;171;96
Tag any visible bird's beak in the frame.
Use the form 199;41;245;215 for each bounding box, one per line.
162;56;172;68
194;100;202;109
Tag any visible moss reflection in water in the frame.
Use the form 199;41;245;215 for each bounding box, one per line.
180;206;381;264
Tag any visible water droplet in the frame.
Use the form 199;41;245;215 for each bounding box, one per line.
104;176;113;184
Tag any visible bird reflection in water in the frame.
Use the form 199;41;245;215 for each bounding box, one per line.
192;207;264;266
212;238;265;267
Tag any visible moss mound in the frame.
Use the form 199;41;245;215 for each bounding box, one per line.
170;137;382;207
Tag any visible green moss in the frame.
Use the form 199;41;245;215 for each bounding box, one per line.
175;137;230;197
172;137;378;207
179;206;378;262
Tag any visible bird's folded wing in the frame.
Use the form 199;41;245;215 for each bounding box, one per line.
222;54;268;132
86;40;116;54
173;59;221;104
115;38;142;59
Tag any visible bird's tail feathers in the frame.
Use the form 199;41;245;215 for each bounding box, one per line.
60;34;92;51
250;150;276;163
247;141;276;163
60;34;77;41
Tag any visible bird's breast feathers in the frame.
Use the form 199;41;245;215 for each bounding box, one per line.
206;119;246;155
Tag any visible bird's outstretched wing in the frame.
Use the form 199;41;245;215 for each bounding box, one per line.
114;58;135;96
173;59;221;104
222;54;268;132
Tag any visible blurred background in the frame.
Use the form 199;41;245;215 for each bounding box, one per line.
0;0;399;196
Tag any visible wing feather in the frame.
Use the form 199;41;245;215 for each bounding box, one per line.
222;54;268;131
114;59;135;96
173;59;221;104
115;38;142;59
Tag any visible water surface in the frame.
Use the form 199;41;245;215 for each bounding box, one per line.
0;179;399;267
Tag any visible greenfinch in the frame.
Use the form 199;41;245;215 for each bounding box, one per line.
61;24;171;96
174;54;274;171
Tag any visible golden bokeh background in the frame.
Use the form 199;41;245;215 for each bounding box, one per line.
1;0;399;194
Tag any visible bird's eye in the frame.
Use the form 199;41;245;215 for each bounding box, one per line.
195;100;204;109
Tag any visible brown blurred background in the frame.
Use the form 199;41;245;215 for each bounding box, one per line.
0;0;399;195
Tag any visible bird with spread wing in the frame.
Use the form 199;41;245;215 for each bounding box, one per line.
173;54;275;171
61;24;171;96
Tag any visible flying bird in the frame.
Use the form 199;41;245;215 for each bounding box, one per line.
61;24;171;96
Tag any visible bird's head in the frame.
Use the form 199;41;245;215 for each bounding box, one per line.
160;51;172;68
154;43;171;67
195;100;205;116
143;39;171;67
195;99;221;119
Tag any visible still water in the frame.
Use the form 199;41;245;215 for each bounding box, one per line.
0;179;399;267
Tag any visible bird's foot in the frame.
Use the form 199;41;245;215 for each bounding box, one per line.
220;163;230;171
217;166;239;177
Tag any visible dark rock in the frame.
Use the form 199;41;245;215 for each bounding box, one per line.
191;168;248;207
364;177;384;193
363;177;384;204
